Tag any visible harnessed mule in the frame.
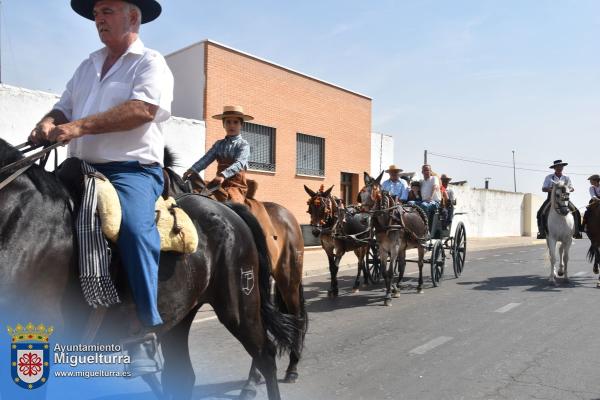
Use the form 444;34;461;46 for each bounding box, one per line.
546;180;575;285
305;185;370;296
0;139;299;400
359;172;429;305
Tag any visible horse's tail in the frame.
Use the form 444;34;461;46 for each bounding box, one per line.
587;244;600;268
227;203;299;356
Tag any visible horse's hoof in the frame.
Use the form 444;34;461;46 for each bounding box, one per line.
384;300;392;307
392;292;400;298
283;371;299;383
352;287;359;293
557;270;564;277
417;288;424;294
597;282;600;288
327;290;338;298
594;266;599;274
239;388;257;400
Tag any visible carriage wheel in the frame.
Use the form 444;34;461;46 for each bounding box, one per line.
366;242;381;284
452;222;467;278
430;240;445;287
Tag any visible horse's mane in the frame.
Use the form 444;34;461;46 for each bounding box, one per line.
0;138;24;167
0;138;70;201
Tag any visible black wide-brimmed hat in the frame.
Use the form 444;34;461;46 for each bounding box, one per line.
71;0;162;24
549;159;568;169
589;174;600;181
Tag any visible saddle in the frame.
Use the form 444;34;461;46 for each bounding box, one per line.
56;158;198;254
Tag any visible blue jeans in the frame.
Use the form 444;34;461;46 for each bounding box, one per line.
417;200;439;226
93;161;164;327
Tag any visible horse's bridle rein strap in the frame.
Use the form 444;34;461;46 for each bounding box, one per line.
0;142;65;191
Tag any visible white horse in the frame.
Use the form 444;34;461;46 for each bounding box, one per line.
546;180;574;285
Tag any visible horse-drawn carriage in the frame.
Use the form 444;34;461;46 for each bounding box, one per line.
365;207;467;287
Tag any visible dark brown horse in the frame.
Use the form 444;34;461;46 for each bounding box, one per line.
0;138;298;400
304;185;370;297
168;172;307;390
585;200;600;286
359;172;428;304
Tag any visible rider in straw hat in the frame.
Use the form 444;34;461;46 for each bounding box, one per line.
536;160;582;239
184;106;253;203
582;174;600;234
381;164;409;202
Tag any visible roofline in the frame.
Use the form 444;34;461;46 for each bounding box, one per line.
165;39;372;101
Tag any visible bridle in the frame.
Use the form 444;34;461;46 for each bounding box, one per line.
0;141;64;191
307;192;336;230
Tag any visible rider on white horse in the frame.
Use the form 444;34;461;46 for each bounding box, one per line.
536;159;583;239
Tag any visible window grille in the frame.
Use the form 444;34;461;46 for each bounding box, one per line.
243;122;276;172
296;133;325;176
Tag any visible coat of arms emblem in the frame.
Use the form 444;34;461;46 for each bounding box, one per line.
7;322;53;390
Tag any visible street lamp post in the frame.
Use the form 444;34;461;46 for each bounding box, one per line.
512;150;517;192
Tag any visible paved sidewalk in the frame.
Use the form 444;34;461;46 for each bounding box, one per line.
302;236;546;277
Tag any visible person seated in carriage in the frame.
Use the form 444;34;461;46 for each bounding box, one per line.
381;164;409;202
407;181;422;202
440;174;455;230
582;174;600;233
417;164;441;227
536;159;582;239
183;106;252;203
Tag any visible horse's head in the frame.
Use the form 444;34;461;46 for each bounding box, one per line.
358;171;384;211
551;179;571;216
304;184;335;236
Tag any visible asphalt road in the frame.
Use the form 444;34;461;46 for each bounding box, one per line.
106;239;600;400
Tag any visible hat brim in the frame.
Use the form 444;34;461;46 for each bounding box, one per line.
212;113;254;121
71;0;162;24
441;177;452;182
386;168;403;173
549;163;568;169
589;175;600;181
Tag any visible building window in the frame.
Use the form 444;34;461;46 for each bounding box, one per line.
296;133;325;177
243;122;276;172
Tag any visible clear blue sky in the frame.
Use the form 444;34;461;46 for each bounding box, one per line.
1;1;599;207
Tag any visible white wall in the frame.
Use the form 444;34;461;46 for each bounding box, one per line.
371;132;394;179
450;184;543;237
0;84;205;175
165;42;206;120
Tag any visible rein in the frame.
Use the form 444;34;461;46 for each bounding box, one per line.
0;141;64;191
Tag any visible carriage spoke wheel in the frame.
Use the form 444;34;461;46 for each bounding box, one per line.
430;240;445;287
452;222;467;278
366;243;381;284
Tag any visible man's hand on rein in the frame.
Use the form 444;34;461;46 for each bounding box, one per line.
28;120;56;145
48;122;84;144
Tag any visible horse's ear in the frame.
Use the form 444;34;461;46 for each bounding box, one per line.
364;172;373;185
323;185;334;197
304;185;316;197
375;170;384;185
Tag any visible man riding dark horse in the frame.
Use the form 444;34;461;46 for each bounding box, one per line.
28;0;173;338
536;159;583;239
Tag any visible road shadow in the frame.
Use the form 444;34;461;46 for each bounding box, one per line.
457;274;587;292
304;274;441;313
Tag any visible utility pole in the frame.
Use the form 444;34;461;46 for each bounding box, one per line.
512;150;517;192
424;149;427;165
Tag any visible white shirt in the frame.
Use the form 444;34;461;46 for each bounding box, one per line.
542;174;573;191
54;38;174;165
420;175;441;202
590;185;600;199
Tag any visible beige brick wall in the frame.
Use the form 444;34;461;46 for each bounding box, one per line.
204;42;372;224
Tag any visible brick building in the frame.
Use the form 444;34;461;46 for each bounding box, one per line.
165;40;372;227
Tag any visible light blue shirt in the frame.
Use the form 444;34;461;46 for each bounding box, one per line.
190;134;250;179
382;178;409;201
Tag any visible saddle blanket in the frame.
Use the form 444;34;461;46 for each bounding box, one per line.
95;173;199;254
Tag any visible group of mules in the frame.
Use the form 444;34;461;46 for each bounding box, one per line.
0;138;306;400
305;171;430;307
544;180;600;287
